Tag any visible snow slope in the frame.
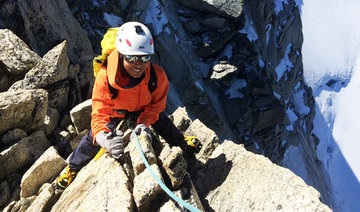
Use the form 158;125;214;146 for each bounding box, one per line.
301;0;360;211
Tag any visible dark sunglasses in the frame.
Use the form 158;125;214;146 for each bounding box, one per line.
124;55;152;63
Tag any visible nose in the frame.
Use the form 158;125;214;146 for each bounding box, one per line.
134;60;143;65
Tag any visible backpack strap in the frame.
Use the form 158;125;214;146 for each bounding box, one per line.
107;62;157;99
148;63;157;93
108;82;119;99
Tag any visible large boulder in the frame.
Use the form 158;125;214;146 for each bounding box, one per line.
0;130;51;180
10;40;70;90
24;183;55;212
0;29;41;75
20;146;66;198
16;0;94;87
69;99;91;134
50;154;133;212
194;140;332;211
0;89;48;135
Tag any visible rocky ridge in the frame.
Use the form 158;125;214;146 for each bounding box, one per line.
0;0;334;211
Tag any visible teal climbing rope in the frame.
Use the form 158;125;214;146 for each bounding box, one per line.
132;129;202;212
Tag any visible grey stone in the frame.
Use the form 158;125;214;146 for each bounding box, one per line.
128;131;157;175
0;29;41;75
2;200;16;212
0;130;51;180
133;164;163;211
162;147;187;189
195;140;331;211
51;155;133;212
1;129;27;146
0;89;48;135
8;196;36;212
185;119;219;164
47;80;70;112
210;63;238;88
56;130;72;149
24;183;54;212
169;107;192;132
17;41;70;90
66;125;77;137
158;174;204;212
69;99;92;134
20;146;66;198
42;107;60;137
159;201;182;212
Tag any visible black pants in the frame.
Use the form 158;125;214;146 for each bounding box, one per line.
69;112;184;171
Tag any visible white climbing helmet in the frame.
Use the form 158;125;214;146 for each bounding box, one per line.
115;22;154;55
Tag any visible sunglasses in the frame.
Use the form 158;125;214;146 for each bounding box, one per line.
124;55;152;63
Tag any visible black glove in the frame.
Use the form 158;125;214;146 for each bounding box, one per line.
96;131;125;159
184;136;202;153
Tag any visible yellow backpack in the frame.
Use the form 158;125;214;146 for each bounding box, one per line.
93;27;119;77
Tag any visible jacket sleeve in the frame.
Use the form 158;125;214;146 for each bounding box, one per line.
91;68;114;140
137;67;169;127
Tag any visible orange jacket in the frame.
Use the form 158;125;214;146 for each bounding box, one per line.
91;50;169;139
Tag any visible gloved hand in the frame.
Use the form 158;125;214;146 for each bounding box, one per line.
131;123;152;141
96;131;125;159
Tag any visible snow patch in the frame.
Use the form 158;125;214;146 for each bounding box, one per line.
103;12;123;27
274;0;289;15
275;43;294;82
293;89;310;115
224;79;247;99
145;1;169;35
239;15;258;42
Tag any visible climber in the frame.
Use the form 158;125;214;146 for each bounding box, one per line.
57;21;202;189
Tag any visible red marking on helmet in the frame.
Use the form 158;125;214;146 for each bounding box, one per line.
126;39;132;47
150;38;153;45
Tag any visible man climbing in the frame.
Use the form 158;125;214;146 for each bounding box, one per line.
57;21;202;189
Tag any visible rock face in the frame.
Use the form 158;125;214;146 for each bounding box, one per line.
176;0;244;18
194;140;331;211
51;155;133;212
0;0;94;101
50;107;330;212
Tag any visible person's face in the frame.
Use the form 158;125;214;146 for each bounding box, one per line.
122;55;151;78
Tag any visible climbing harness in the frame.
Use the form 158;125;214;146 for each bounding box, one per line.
132;129;202;212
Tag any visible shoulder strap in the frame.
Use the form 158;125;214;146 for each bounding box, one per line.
148;63;157;93
108;82;119;99
107;62;157;99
